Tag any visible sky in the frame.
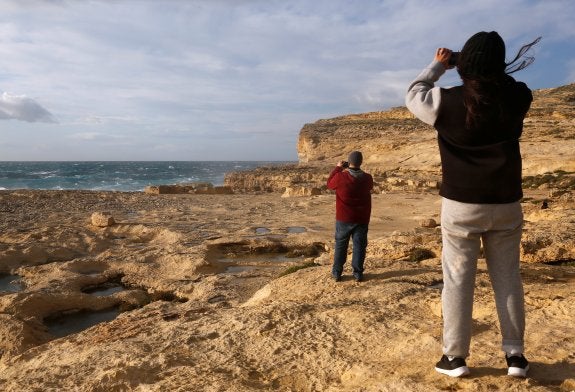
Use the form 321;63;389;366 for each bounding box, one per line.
0;0;574;161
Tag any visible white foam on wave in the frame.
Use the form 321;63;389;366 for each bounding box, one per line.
32;171;58;178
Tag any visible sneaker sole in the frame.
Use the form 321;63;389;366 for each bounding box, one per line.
508;364;529;378
435;366;470;378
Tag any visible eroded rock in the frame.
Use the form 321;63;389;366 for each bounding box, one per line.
91;212;115;227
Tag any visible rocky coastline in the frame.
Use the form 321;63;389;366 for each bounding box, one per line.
0;84;574;391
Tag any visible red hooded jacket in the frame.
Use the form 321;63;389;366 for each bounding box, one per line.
327;166;373;224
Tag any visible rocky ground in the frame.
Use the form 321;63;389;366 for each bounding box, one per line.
0;186;573;392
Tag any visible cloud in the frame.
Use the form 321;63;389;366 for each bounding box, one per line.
0;0;574;160
0;92;57;123
69;132;103;141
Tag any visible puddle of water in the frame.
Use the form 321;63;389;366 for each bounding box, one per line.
206;243;325;276
45;308;120;338
217;253;302;264
255;227;271;234
68;262;108;276
83;284;125;297
287;226;307;234
0;274;24;293
545;260;575;267
225;265;251;274
84;270;106;277
208;295;226;303
224;265;278;274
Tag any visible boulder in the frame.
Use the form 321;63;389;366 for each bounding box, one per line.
91;212;115;227
419;218;437;228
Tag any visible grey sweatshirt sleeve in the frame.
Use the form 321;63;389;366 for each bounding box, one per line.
405;60;446;126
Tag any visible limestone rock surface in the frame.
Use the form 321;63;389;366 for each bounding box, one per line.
0;186;573;391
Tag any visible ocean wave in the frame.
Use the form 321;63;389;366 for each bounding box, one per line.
0;161;293;191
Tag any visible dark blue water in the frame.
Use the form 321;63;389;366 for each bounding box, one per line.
0;161;290;191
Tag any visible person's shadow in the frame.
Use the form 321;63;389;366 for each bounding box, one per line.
470;360;575;387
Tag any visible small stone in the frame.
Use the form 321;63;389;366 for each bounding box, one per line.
560;378;575;392
420;218;437;228
91;212;115;227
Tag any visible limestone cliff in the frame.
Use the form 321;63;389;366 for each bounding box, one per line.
225;83;575;194
296;107;429;168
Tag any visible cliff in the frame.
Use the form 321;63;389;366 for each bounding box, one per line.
225;83;575;194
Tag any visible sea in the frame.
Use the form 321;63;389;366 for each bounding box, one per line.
0;161;292;192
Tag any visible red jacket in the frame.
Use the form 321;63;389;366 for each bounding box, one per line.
327;166;373;224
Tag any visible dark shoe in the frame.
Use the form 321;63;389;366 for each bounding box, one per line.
332;274;341;282
506;354;529;378
435;355;470;378
354;274;363;282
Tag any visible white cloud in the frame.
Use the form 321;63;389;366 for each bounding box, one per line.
0;0;574;160
69;132;102;141
0;92;56;123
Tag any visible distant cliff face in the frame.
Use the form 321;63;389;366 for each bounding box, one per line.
297;107;435;169
297;84;575;175
226;83;575;193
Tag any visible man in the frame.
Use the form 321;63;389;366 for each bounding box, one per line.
327;151;374;282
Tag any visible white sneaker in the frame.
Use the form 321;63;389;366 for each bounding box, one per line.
435;355;470;378
506;354;529;378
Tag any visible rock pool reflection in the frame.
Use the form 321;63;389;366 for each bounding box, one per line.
287;226;307;233
45;308;120;338
83;283;126;297
0;274;24;293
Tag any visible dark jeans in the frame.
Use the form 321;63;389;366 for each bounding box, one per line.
332;220;369;278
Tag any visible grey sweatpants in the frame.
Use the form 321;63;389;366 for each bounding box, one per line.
440;197;525;358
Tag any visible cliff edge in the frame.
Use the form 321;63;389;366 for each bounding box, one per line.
225;83;575;194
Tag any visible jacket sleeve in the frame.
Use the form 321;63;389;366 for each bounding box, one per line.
327;167;342;190
405;60;446;126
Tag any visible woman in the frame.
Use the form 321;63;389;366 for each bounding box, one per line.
405;31;539;378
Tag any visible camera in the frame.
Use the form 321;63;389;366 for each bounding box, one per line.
342;161;349;168
448;51;460;66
